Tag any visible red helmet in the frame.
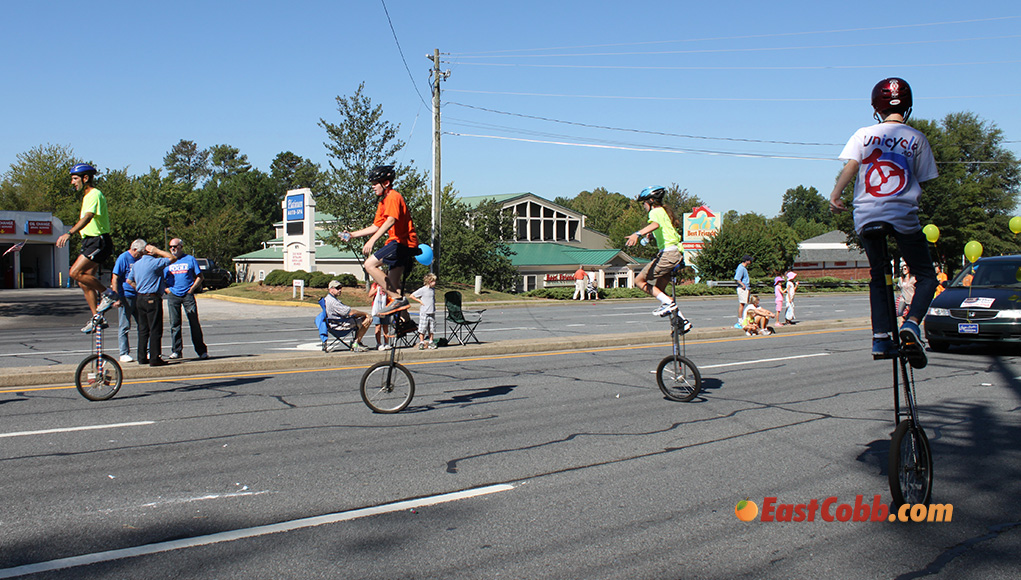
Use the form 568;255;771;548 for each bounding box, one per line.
871;78;912;119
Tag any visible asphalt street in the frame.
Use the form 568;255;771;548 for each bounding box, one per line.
1;326;1019;578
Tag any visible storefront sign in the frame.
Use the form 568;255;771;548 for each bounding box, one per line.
682;206;719;265
544;273;576;282
26;221;52;235
285;194;304;221
0;220;14;234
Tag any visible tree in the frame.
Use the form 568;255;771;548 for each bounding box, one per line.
437;191;517;291
553;187;631;235
694;213;800;279
780;185;832;239
163;139;209;188
208;144;252;181
832;111;1021;274
318;82;407;230
271;151;326;193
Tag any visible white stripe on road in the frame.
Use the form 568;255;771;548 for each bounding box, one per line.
702;352;829;370
0;421;155;439
0;484;516;579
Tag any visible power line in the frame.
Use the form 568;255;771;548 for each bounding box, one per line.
446;89;1021;102
447;101;842;146
449;16;1021;56
379;0;428;107
450;59;1021;71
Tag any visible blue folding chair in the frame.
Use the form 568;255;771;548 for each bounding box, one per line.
316;297;358;352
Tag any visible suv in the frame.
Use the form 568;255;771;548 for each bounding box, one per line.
195;258;233;290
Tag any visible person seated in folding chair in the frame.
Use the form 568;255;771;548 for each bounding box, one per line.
339;164;420;331
318;280;371;352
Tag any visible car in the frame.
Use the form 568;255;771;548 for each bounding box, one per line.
923;254;1021;352
195;258;234;290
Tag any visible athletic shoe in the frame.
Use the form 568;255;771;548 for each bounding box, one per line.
350;343;370;352
198;353;209;360
872;336;896;359
734;322;744;329
81;317;108;333
119;354;134;363
427;343;438;350
96;292;117;314
418;343;427;350
378;344;392;351
652;302;678;317
379;297;409;315
168;352;181;360
677;318;692;334
899;321;928;369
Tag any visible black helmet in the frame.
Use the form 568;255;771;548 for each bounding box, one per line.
637;185;666;203
367;164;396;185
871;78;913;120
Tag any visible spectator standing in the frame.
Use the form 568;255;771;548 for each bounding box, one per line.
773;274;786;326
410;273;438;349
733;255;753;328
127;243;176;366
573;266;587;300
109;239;146;362
164;238;209;360
897;264;916;323
784;271;799;324
369;282;391;350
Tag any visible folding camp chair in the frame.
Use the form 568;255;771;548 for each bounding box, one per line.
443;291;485;345
316;297;357;352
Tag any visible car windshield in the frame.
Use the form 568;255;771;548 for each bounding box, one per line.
950;260;1021;288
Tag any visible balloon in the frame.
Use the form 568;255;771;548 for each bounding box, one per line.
964;241;983;264
415;244;433;266
1010;216;1021;235
922;224;940;244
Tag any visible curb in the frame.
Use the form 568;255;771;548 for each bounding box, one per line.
0;317;870;389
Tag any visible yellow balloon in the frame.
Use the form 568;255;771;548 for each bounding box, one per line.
1010;216;1021;235
922;224;939;244
964;241;983;264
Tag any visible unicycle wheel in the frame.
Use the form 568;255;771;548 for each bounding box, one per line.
360;361;415;413
656;355;702;402
889;420;933;507
75;354;123;401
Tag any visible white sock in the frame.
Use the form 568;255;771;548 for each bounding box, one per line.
657;293;672;305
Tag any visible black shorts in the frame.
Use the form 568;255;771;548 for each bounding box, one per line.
373;241;416;270
80;234;113;264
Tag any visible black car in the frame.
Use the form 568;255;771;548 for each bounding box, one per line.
923;255;1021;351
195;258;233;290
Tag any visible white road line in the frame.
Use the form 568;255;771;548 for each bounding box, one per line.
0;484;516;579
0;421;155;439
702;352;829;370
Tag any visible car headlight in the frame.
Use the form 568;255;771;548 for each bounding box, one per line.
995;310;1021;319
927;307;951;317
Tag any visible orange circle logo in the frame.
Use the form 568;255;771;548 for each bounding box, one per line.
735;500;758;522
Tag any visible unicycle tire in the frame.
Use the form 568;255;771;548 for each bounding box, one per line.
75;354;123;401
656;355;702;402
360;361;415;413
889;420;933;507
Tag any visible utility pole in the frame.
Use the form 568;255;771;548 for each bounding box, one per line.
429;49;449;277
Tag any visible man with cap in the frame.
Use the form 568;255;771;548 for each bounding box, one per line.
324;280;372;352
734;255;753;329
109;239;146;362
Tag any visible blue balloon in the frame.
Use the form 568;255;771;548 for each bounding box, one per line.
416;244;433;266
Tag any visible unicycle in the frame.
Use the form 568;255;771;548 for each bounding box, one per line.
359;303;415;413
655;265;701;402
75;314;123;401
862;222;933;507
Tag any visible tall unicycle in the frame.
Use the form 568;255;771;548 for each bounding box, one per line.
359;303;415;413
655;266;701;402
75;314;123;401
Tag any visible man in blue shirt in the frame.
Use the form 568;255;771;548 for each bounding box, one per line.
733;255;753;329
109;239;146;363
164;238;208;360
127;242;176;366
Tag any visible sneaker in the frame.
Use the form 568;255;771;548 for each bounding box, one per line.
418;343;427;350
428;343;438;350
379;297;409;315
168;352;181;360
734;322;744;329
350;342;369;352
198;353;209;360
676;318;692;334
80;317;108;333
378;344;392;351
96;291;117;314
652;302;678;317
872;336;896;359
899;321;928;369
119;354;134;363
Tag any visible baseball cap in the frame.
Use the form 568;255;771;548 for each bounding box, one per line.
328;280;342;289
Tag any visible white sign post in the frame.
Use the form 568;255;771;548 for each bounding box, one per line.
292;279;305;300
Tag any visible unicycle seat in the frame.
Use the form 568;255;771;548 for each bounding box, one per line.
860;221;894;240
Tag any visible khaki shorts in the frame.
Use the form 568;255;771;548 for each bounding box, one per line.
638;250;682;284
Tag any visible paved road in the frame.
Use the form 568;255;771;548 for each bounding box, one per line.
1;328;1018;578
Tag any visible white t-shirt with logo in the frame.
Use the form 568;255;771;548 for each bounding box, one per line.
839;122;938;234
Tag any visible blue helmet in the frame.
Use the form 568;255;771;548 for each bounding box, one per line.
637;186;666;203
70;163;98;176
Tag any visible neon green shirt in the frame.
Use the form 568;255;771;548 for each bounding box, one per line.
648;206;680;249
79;188;110;237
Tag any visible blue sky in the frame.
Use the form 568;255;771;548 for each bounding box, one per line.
2;1;1019;219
